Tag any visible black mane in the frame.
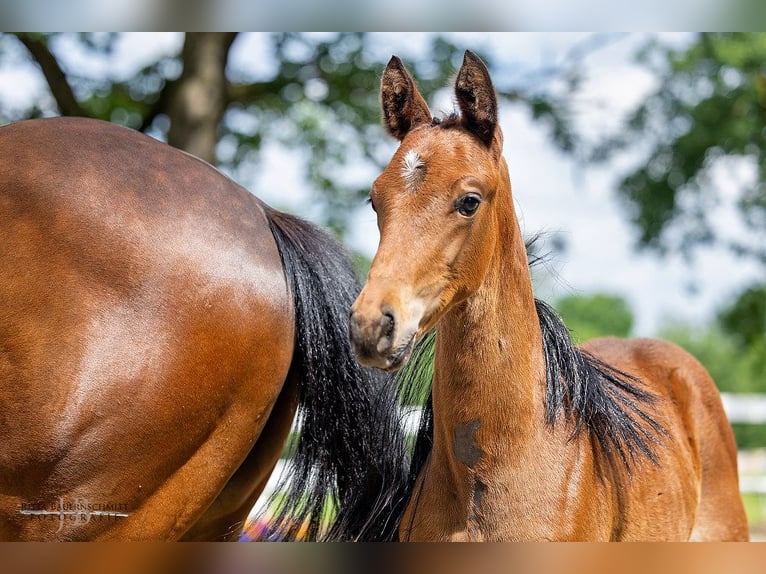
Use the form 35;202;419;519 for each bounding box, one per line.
535;299;665;469
399;299;665;487
431;112;461;129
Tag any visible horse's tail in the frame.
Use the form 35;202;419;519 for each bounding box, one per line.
262;207;411;542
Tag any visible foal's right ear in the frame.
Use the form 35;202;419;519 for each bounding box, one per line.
381;56;432;141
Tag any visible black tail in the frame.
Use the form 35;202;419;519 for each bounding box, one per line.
261;208;411;541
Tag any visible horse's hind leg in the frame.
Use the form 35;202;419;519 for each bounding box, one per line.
689;447;749;540
690;458;749;541
181;371;300;541
688;373;749;540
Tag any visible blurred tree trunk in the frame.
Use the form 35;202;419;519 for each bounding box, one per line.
15;32;239;165
166;32;238;164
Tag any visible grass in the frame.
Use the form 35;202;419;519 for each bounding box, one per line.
742;493;766;539
242;489;338;541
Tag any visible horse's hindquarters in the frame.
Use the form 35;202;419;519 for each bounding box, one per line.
583;336;749;541
0;118;295;540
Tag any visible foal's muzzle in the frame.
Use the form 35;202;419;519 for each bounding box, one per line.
349;307;415;371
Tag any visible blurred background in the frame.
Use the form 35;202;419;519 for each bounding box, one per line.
1;32;764;537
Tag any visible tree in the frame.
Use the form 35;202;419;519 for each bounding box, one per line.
716;283;766;393
554;293;634;344
0;32;589;238
718;283;766;349
599;33;766;264
593;33;766;351
660;322;765;395
659;283;764;395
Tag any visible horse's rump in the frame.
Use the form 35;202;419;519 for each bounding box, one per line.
0;117;294;540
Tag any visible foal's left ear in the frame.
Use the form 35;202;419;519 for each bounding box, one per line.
455;51;498;147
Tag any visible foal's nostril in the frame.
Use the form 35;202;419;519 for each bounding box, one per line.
380;312;395;339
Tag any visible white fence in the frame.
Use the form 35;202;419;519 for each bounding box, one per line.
722;394;766;495
721;394;766;425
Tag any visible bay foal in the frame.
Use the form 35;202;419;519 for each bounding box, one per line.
349;51;748;541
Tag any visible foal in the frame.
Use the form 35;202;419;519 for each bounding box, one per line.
349;51;748;541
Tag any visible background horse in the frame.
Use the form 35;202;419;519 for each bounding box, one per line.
349;51;749;541
0;116;412;541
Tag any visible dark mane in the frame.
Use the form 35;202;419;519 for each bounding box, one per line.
431;112;461;129
525;234;664;468
535;299;665;469
398;277;665;487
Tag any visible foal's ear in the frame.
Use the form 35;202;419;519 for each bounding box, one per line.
381;56;432;141
455;51;498;147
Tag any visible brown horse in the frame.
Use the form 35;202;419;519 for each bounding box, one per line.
349;51;749;541
0;116;413;541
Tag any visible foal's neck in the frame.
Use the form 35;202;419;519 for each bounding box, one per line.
429;179;548;537
434;190;546;436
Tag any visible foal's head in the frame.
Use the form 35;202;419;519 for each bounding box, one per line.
350;51;514;371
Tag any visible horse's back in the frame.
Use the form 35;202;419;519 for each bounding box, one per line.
0;117;294;539
582;336;748;540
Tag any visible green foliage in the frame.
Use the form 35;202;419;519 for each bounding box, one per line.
348;250;371;283
601;33;766;265
12;33;169;128
718;282;766;348
741;493;766;533
577;33;766;419
659;322;766;394
396;330;436;407
554;293;634;344
0;32;466;240
659;283;765;455
732;424;766;451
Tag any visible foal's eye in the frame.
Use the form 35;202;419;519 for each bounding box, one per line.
366;195;377;213
455;193;482;217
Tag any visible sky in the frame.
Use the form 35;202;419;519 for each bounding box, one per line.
0;0;757;30
0;32;761;337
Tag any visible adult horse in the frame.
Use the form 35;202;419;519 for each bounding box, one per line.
349;51;749;541
0;116;412;541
